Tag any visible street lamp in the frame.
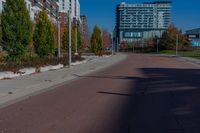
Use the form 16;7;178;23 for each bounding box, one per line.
157;38;159;53
74;19;78;56
155;35;159;53
57;16;61;58
68;10;72;67
111;33;114;55
176;33;179;56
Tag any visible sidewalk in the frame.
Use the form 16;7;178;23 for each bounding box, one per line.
0;53;127;108
156;54;200;67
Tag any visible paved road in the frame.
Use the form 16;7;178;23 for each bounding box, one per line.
0;54;200;133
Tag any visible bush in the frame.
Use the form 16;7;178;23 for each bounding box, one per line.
62;23;83;55
0;52;8;65
0;54;68;72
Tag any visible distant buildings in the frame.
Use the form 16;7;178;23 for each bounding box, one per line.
80;15;88;35
186;28;200;47
80;15;90;49
114;0;172;49
0;0;81;23
58;0;81;24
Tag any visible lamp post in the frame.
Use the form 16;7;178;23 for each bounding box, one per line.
75;19;78;56
157;38;159;53
176;33;179;56
57;17;61;58
68;10;72;67
111;33;114;55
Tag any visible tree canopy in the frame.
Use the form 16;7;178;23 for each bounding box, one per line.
90;25;103;55
33;10;56;57
1;0;32;61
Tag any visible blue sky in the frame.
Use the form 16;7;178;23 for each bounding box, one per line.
80;0;200;33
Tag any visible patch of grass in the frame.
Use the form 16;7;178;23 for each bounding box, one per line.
159;50;200;59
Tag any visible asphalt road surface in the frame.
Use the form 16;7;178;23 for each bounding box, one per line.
0;54;200;133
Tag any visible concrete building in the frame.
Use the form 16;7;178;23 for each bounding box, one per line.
186;28;200;47
115;0;172;48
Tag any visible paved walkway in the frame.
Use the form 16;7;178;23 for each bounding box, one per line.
0;54;127;108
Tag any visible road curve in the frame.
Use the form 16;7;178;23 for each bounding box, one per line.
0;54;200;133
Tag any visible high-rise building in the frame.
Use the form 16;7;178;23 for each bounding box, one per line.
0;0;60;23
57;0;80;24
80;15;90;48
115;0;172;47
80;15;87;35
0;0;81;22
31;0;59;23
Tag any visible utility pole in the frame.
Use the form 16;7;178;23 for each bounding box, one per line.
116;38;119;52
68;10;72;67
157;38;159;53
176;33;179;56
75;20;78;56
57;19;61;58
111;33;114;55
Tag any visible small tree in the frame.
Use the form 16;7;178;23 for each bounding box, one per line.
1;0;32;61
33;10;56;57
159;24;191;50
102;29;112;49
62;23;82;54
77;26;83;53
62;24;69;52
90;25;103;55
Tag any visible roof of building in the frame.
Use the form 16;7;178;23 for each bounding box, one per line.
120;0;171;5
186;28;200;34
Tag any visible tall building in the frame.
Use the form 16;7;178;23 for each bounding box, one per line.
115;0;172;47
80;15;89;48
1;0;80;22
80;15;88;35
0;0;60;23
57;0;81;25
31;0;59;23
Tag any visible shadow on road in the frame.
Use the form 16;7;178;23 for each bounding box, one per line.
94;68;200;133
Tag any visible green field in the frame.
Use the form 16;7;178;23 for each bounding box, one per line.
159;50;200;59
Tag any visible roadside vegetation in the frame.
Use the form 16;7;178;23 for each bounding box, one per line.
0;0;112;72
0;0;86;72
120;24;200;59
